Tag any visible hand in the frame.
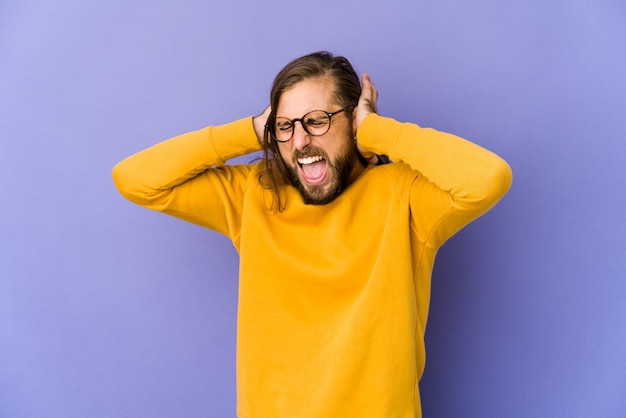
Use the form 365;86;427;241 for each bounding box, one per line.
253;105;272;146
355;73;378;131
355;73;380;164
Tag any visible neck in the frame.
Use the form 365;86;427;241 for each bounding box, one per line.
349;153;368;184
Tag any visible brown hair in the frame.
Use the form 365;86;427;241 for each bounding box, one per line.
257;51;361;211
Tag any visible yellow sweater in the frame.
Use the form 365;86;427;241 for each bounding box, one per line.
113;114;512;418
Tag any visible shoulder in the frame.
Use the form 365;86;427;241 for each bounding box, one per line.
364;162;420;188
350;162;420;206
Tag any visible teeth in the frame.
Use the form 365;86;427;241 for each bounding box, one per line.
297;155;324;165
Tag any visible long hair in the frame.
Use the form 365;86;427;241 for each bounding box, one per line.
257;51;361;211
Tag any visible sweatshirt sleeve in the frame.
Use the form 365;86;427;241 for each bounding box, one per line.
112;116;262;238
357;113;512;247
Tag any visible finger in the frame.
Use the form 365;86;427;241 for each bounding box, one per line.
362;73;377;97
360;73;378;113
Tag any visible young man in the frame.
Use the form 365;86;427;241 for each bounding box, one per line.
113;51;512;418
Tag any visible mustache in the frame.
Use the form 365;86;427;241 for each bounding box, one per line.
293;146;328;160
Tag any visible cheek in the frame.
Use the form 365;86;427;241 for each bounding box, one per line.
329;135;354;159
276;144;292;164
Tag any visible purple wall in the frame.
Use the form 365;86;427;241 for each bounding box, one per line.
1;1;625;417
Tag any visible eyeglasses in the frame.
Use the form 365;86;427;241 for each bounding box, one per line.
266;107;353;142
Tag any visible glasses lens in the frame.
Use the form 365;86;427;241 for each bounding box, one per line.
273;118;293;142
304;111;330;135
272;111;332;142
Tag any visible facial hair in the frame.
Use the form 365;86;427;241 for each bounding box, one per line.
283;140;358;205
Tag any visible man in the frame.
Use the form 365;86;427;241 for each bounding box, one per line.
113;51;512;418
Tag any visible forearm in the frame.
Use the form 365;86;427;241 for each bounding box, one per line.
358;114;512;209
112;116;261;207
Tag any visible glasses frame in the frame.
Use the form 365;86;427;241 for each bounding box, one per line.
265;106;354;143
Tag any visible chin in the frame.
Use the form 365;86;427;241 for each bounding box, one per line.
282;141;358;205
292;160;353;205
299;183;343;205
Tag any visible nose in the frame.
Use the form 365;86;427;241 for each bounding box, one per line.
291;121;312;151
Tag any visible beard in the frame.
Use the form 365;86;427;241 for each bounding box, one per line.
282;141;359;205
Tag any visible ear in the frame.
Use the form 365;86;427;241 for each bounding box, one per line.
351;107;358;134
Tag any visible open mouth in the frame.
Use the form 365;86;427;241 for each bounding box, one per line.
297;155;328;185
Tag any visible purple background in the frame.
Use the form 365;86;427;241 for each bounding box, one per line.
1;1;625;417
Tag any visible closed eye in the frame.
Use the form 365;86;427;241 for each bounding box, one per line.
305;118;327;127
276;121;293;132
